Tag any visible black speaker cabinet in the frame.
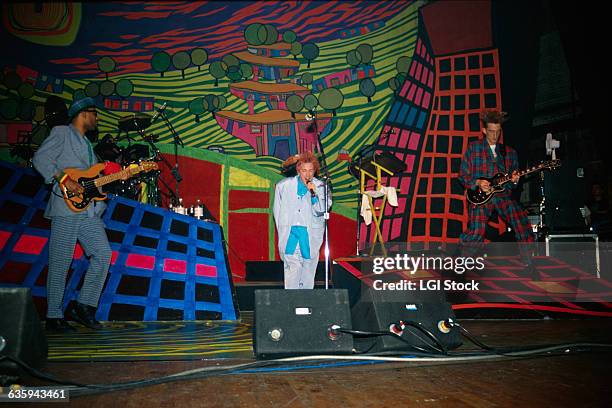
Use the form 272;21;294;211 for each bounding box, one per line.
351;288;461;353
543;160;588;232
0;288;48;374
253;289;353;359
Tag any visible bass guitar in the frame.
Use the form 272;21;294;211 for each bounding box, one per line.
466;159;561;206
61;161;158;212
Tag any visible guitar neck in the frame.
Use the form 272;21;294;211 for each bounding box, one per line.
497;164;547;185
94;166;142;188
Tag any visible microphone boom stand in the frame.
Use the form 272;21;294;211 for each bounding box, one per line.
158;109;184;206
312;117;332;289
131;116;176;206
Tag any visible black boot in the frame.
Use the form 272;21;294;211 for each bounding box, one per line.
68;302;101;329
46;318;76;333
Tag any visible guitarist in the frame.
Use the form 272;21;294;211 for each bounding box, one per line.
32;97;112;332
458;110;536;276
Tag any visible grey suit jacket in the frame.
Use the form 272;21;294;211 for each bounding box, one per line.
33;125;106;218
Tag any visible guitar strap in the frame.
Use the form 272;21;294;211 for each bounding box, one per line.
83;136;94;166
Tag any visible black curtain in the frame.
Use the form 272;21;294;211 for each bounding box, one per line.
549;2;610;175
491;0;543;166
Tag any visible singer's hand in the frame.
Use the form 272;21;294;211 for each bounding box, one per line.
307;181;317;196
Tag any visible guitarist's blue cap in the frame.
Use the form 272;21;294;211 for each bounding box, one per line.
68;97;96;120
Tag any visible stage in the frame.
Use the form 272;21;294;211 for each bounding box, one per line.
14;315;612;406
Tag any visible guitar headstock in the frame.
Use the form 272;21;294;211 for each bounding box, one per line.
542;159;561;170
140;161;159;172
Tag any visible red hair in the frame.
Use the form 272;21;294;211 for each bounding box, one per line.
296;151;320;175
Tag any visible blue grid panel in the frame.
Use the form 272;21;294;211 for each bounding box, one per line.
97;195;238;321
0;161;50;299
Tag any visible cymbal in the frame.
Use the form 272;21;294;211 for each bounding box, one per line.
118;113;151;132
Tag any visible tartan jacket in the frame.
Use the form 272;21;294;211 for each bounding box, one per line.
458;138;519;195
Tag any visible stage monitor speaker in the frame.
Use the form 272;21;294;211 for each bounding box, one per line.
253;289;353;359
543;160;587;232
351;288;461;353
0;288;48;375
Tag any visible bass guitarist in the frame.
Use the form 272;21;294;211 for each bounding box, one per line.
458;110;535;276
33;97;115;332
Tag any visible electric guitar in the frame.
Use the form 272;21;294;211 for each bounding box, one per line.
466;159;561;206
61;161;158;212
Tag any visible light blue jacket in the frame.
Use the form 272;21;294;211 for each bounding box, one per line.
273;176;331;259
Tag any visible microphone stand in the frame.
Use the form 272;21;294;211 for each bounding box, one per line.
131;117;174;206
312;117;332;289
157;108;184;205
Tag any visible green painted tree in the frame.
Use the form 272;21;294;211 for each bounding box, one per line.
282;30;297;44
356;44;374;65
244;23;265;46
302;43;320;68
98;56;116;80
100;80;115;97
191;48;208;72
359;78;376;103
188;97;205;122
301;72;313;89
172;51;191;79
286;94;304;119
303;94;318;114
217;94;227;110
318;87;344;116
388;77;399;94
290;42;302;60
116;79;134;98
223;55;241;82
85;82;100;98
396;56;412;75
244;23;278;45
209;61;227;86
388;73;405;95
263;24;278;45
205;94;221;113
346;50;362;67
239;63;253;80
151;51;171;77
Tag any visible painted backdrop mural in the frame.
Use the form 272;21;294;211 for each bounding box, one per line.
0;1;506;280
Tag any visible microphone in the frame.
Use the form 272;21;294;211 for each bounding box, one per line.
151;102;168;123
307;179;316;198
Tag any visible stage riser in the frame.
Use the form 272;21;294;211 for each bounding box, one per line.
0;161;238;321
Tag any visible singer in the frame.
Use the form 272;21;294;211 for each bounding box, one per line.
273;152;332;289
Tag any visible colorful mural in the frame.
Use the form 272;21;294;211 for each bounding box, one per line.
0;1;508;278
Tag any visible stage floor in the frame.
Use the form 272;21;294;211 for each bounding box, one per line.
16;316;612;407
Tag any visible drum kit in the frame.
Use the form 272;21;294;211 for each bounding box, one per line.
91;113;161;204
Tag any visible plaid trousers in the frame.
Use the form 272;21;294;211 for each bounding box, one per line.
460;194;534;243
